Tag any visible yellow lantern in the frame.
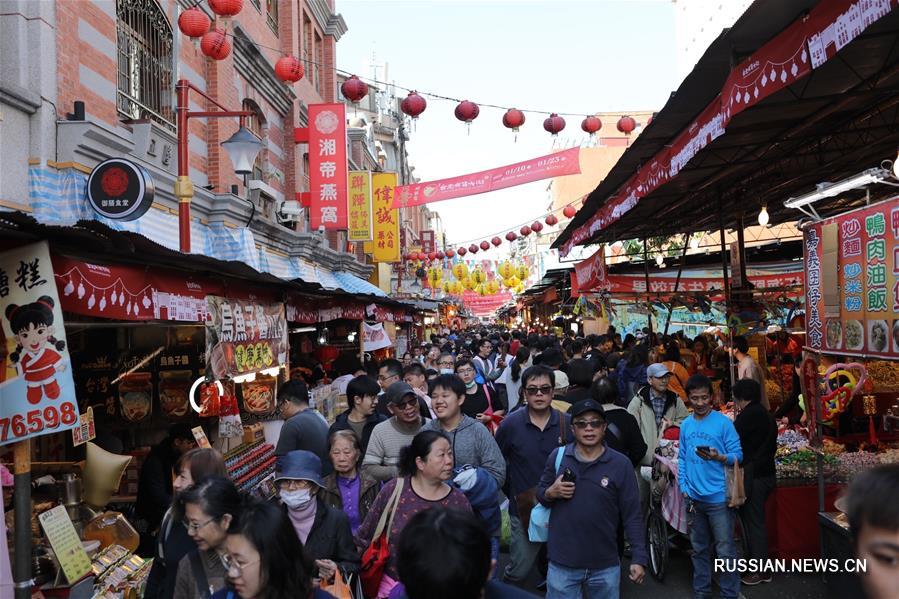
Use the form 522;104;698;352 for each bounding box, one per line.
516;265;528;280
486;280;500;294
504;276;520;288
442;280;452;294
476;283;487;296
428;267;442;286
471;269;486;284
498;261;514;279
452;262;469;280
462;277;476;290
453;281;465;294
514;283;526;294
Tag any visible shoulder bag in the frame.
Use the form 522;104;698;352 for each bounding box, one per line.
726;460;746;508
515;410;566;528
527;446;566;543
359;478;405;597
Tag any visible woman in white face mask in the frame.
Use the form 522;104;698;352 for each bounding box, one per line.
275;450;360;585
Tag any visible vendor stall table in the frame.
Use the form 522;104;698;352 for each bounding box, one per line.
765;483;841;559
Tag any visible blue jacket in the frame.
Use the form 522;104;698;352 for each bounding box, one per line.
452;465;501;536
616;361;647;405
536;444;647;570
678;411;743;504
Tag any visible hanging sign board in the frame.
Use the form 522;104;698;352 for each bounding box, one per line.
308;103;349;230
348;170;373;241
0;242;80;446
86;158;155;221
371;172;400;263
362;322;392;351
205;297;288;380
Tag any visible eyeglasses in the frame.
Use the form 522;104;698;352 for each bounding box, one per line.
456;368;475;375
222;553;260;575
378;374;398;382
182;517;216;533
525;385;553;396
573;419;605;430
393;397;418;409
438;361;455;367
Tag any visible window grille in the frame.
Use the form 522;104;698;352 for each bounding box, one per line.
116;0;174;130
266;0;279;33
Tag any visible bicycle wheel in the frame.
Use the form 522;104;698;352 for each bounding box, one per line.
647;509;669;581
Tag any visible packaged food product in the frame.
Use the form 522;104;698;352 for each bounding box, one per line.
118;373;152;422
242;376;277;415
158;370;192;418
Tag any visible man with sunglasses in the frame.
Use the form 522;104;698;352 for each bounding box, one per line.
495;365;571;587
362;381;430;482
537;399;646;598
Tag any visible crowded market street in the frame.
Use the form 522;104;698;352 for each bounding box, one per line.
3;1;899;599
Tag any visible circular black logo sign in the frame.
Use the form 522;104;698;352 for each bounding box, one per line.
86;158;155;221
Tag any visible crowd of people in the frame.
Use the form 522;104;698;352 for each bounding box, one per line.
134;325;899;599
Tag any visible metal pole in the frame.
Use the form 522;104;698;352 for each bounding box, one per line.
13;440;32;599
663;233;691;336
643;238;653;338
175;79;193;253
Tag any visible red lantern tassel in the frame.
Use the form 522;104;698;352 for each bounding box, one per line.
869;415;877;445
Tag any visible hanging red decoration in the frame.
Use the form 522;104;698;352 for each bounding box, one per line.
520;226;532;236
531;221;544;233
454;100;480;123
200;29;231;60
479;241;490;251
457;247;467;256
505;231;517;242
428;251;437;261
545;214;558;226
445;248;456;258
436;250;445;259
581;116;602;136
469;244;479;254
617;115;637;134
178;7;210;39
562;205;577;218
341;75;369;103
208;0;243;22
401;92;427;119
274;55;304;83
543;113;566;136
502;108;525;132
491;237;502;247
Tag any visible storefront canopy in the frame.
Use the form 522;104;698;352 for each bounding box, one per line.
554;0;899;253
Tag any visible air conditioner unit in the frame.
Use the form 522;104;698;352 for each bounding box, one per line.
277;200;303;223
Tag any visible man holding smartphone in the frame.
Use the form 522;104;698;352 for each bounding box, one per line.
537;399;646;598
678;374;744;599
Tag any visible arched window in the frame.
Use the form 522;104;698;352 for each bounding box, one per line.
242;99;266;181
116;0;174;129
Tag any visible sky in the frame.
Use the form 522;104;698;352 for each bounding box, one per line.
336;0;678;250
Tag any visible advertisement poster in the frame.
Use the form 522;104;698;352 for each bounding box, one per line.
573;246;609;292
0;242;80;446
205;297;288;380
348;170;373;242
308;103;349;230
371;172;401;263
805;200;899;358
362;322;392;351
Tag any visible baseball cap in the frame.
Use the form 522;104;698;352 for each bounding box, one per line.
647;363;672;379
386;381;417;404
569;399;606;420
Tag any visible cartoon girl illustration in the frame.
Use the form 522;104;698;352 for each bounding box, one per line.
5;295;67;405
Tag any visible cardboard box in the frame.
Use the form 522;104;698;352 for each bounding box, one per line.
242;423;264;445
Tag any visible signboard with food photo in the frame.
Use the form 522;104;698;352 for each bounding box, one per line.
118;355;153;424
156;348;198;420
805;200;899;359
205;297;288;380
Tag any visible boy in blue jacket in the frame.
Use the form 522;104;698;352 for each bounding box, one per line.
678;374;744;599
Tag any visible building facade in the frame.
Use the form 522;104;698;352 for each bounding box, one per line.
0;0;382;282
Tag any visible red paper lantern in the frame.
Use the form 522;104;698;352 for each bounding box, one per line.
545;214;558;226
491;237;502;247
531;221;544;233
274;55;304;83
617;115;637;134
563;205;577;218
457;247;467;256
520;226;532;236
178;7;210;38
505;231;517;242
436;250;445;259
208;0;243;19
454;100;480;123
341;75;369;103
581;116;602;135
480;241;490;251
543;113;566;136
445;248;456;258
469;244;479;254
502;108;525;132
428;251;437;261
401;92;427;119
200;29;231;60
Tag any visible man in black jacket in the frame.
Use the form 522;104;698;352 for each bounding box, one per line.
328;375;386;455
733;379;777;586
590;378;647;468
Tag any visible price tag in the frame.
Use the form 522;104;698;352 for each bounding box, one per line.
71;406;96;447
38;505;92;584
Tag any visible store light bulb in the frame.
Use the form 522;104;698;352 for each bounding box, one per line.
758;205;770;227
318;335;327;345
655;254;664;266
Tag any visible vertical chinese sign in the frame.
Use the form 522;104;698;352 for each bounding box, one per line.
308;103;348;230
0;242;79;445
371;172;400;263
805;200;899;358
347;170;373;242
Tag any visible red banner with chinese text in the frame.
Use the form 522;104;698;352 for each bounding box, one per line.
308;103;349;230
393;147;581;208
462;290;513;317
574;246;609;292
